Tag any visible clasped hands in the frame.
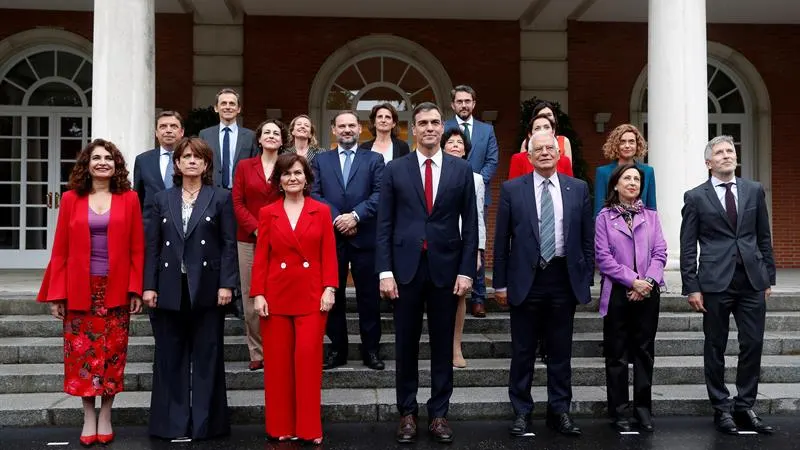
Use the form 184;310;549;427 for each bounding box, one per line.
627;279;653;302
334;213;357;237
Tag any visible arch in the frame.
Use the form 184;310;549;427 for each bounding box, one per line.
629;41;772;213
0;28;92;70
309;35;453;146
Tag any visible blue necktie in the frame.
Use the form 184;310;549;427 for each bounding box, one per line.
539;179;556;262
162;152;173;189
222;127;231;188
342;149;353;188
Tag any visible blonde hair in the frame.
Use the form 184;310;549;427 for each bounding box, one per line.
288;114;319;148
602;124;647;160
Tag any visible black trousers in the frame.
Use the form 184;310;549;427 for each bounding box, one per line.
394;252;459;418
604;283;660;418
326;243;381;358
509;259;577;415
149;276;230;439
703;263;766;413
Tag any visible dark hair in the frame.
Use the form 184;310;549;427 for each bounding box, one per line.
604;163;645;208
171;137;214;186
254;119;289;152
68;139;132;196
532;100;558;130
215;88;241;106
527;113;556;134
156;110;184;128
412;102;442;125
368;103;398;137
271;153;314;197
330;110;358;126
441;128;471;159
450;85;476;102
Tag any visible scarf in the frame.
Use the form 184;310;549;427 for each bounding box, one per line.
611;199;643;229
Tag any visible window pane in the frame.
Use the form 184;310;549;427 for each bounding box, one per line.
25;230;48;250
60;139;83;161
28;51;56;78
398;66;427;93
61;117;84;138
334;65;364;92
640;90;648;112
26;184;47;205
721;123;742;143
410;87;436;109
26;139;49;159
61;161;75;183
0;81;24;105
0;230;20;249
27;117;49;137
0;139;22;159
0;207;21;227
0;116;23;136
28;82;82;107
5;59;37;90
26;206;47;228
384;58;410;85
326;89;353;110
718;91;745;113
57;51;84;80
26;161;48;182
74;62;92;91
0;161;21;182
0;184;21;204
356;86;403;111
708;124;717;140
708;70;736;99
355;57;381;84
708;97;717;113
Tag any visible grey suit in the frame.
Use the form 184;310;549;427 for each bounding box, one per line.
199;124;258;189
680;177;776;413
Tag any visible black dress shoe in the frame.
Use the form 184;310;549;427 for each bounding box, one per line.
611;418;632;432
634;408;655;432
546;412;582;436
363;352;385;370
733;410;774;434
509;414;532;436
714;411;739;435
322;351;347;370
396;415;417;444
428;417;454;443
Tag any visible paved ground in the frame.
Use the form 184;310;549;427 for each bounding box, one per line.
1;418;798;450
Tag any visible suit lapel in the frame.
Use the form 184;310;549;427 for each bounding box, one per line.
150;149;166;189
406;155;427;211
558;174;572;245
252;158;268;188
209;125;221;153
735;177;748;235
234;127;247;162
703;180;734;232
168;188;184;236
345;150;366;188
185;186;213;238
433;155;455;212
273;200;312;260
522;175;540;245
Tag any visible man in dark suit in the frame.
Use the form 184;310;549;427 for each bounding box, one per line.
680;135;776;435
376;102;478;444
198;88;257;189
493;131;594;437
445;85;498;318
312;110;386;371
134;111;185;224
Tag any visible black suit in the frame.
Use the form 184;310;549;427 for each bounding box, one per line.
133;148;168;225
144;185;237;439
358;135;411;161
375;151;478;418
680;177;775;413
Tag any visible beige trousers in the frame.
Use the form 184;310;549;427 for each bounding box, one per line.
238;241;263;361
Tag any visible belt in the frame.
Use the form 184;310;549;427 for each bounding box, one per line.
539;256;566;269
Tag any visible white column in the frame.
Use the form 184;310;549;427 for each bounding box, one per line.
647;0;709;291
91;0;155;173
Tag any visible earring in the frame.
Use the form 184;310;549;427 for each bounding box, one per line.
614;188;618;191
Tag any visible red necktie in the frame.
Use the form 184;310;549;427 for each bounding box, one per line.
424;159;433;214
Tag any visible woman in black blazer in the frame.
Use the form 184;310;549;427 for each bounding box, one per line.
357;102;410;162
143;137;237;440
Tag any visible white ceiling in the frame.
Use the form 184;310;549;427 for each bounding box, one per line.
580;0;800;24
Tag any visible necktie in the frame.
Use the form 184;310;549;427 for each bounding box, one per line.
723;182;737;229
462;122;472;147
424;159;433;214
342;150;353;188
539;179;556;262
162;152;173;189
222;127;231;188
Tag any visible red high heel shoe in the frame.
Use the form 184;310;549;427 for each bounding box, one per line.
97;432;115;444
79;434;97;447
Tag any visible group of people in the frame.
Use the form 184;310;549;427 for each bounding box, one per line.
35;84;776;446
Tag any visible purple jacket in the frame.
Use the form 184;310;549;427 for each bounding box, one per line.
595;207;667;316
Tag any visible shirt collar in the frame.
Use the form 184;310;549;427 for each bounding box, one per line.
337;145;357;155
159;146;171;156
533;170;560;190
711;175;736;188
220;122;238;133
456;116;474;127
416;148;443;167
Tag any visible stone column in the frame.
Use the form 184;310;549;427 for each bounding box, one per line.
647;0;709;290
91;0;155;172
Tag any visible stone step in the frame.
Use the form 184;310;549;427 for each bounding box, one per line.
2;331;799;365
3;291;800;316
3;383;800;427
3;355;800;394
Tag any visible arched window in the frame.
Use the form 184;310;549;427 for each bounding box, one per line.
1;49;92;107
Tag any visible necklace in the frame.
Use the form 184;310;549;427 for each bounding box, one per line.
182;186;201;196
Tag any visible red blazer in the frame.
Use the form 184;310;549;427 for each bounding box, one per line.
250;197;338;316
232;156;281;243
37;190;144;311
510;135;573;179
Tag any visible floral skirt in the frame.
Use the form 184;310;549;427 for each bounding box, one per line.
62;276;130;397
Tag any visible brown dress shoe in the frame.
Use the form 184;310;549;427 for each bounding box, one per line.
429;417;454;443
471;303;486;318
396;415;417;443
248;360;263;371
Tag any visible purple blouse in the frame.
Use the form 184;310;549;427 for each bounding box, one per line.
89;208;110;276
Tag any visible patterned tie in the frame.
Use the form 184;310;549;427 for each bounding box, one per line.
342;149;353;188
723;182;738;230
539;178;556;262
222;127;231;188
162;152;173;189
462;122;472;147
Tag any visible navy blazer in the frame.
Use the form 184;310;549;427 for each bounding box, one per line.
133;148;167;225
199;124;258;189
357;136;411;161
311;148;385;249
493;173;595;306
445;118;498;205
594;162;657;216
144;185;238;311
375;152;478;287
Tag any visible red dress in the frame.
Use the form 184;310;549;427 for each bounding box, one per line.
509;135;573;179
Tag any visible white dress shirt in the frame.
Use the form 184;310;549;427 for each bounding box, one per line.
219;122;239;185
455;115;474;141
533;171;565;257
159;147;171;179
337;145;358;172
711;175;739;212
375;141;394;164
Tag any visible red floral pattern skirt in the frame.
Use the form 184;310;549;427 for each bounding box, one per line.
62;276;130;397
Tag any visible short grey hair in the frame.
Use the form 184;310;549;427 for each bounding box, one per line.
704;135;736;160
527;131;559;154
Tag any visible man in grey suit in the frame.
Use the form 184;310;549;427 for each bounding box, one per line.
199;88;257;189
680;135;776;435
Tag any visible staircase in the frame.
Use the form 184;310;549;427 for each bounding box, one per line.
2;290;800;427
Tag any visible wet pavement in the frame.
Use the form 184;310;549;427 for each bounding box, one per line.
1;417;799;450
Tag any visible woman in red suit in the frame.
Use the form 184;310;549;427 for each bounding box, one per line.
232;119;285;371
509;113;573;179
251;153;338;445
37;139;144;446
